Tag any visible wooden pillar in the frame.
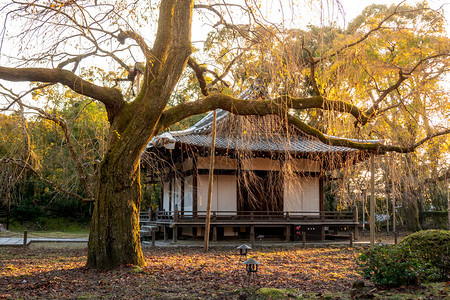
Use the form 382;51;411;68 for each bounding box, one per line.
151;231;156;247
23;230;27;248
181;176;185;216
319;176;324;213
285;225;291;242
173;226;178;243
321;226;325;241
370;153;376;247
250;225;255;248
391;153;396;233
169;177;172;212
447;177;450;230
212;226;217;242
193;161;198;219
160;180;164;212
354;205;359;240
236;156;241;213
302;231;306;247
163;226;168;241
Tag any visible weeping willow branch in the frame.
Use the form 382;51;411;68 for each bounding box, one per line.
24;104;94;200
159;93;449;153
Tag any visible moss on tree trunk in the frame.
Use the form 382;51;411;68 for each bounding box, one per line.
87;151;145;269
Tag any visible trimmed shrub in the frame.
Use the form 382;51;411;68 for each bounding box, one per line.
399;230;450;280
358;244;422;287
358;230;450;287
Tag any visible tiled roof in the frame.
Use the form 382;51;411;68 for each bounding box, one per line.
166;133;356;153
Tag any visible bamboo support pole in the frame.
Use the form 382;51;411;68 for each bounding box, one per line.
391;153;396;233
370;153;376;247
204;110;217;252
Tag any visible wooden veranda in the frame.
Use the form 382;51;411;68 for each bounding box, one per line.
140;209;359;243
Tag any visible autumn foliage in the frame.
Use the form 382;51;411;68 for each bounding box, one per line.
1;246;361;298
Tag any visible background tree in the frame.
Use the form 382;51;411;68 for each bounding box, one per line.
0;0;449;269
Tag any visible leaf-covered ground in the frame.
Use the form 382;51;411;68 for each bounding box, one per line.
0;245;448;299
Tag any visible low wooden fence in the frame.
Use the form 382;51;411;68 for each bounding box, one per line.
155;210;357;223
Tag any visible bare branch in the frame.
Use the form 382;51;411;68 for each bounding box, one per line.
208;51;245;87
365;52;450;117
116;29;152;62
314;2;424;64
187;57;209;96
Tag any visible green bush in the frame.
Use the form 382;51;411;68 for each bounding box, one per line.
399;230;450;280
358;245;423;287
358;230;450;287
11;200;43;222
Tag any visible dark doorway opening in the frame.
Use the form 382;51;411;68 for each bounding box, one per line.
238;170;283;212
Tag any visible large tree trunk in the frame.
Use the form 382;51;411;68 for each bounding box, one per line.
87;150;145;269
406;192;421;232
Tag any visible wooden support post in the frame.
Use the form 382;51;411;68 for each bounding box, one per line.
164;226;168;241
23;230;27;248
321;226;325;241
151;231;156;248
447;177;449;230
370;152;376;247
174;207;179;222
349;232;353;247
173;226;178;243
285;225;290;242
212;226;217;242
250;225;255;248
204;110;217;252
354;225;359;240
391;153;396;234
302;231;306;247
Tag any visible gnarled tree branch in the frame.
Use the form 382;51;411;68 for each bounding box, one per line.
159;93;448;154
0;66;124;122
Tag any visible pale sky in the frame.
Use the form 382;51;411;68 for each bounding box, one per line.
191;0;450;45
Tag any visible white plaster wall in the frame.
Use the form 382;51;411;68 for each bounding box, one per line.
198;175;218;211
197;156;237;169
217;175;237;212
302;178;320;212
284;178;303;211
241;157;281;171
163;181;170;211
197;175;237;213
284;177;319;214
284;158;320;172
184;176;193;215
